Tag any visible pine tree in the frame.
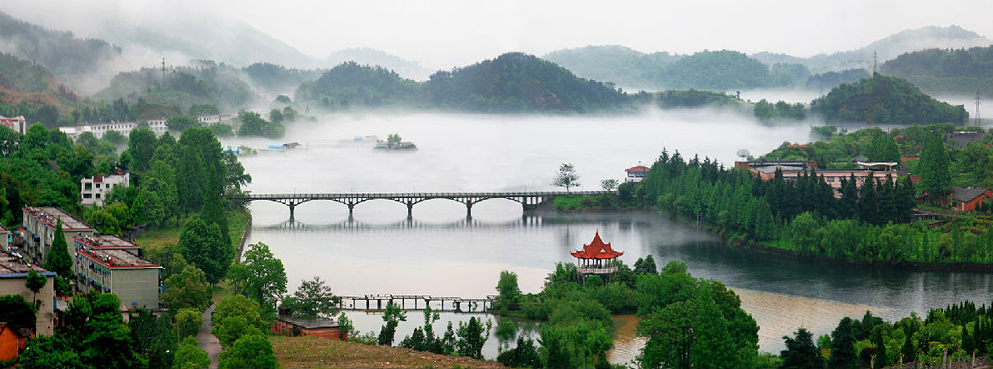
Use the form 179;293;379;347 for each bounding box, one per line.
858;177;880;225
918;131;952;200
829;317;859;369
44;218;72;278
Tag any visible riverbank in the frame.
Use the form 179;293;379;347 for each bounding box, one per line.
270;336;507;368
562;191;993;273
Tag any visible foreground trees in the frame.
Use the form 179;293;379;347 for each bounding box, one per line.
636;261;759;369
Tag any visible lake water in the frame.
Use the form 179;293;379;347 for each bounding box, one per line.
222;108;993;363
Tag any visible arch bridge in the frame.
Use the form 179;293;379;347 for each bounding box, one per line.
226;191;607;219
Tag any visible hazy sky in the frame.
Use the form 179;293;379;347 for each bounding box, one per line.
6;0;993;69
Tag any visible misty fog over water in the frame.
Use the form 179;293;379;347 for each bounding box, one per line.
221;109;993;361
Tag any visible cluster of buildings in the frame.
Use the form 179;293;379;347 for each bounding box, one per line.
734;159;993;212
15;206;162;309
57;114;225;140
734;160;899;191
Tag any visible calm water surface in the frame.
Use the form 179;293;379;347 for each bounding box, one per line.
223;110;993;363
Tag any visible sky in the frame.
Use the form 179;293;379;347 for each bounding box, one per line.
5;0;993;70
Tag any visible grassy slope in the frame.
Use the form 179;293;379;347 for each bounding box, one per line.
270;336;506;369
136;208;251;250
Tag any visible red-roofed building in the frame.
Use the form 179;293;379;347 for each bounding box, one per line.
625;165;649;183
571;231;623;283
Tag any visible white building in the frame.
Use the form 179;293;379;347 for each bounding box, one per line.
197;114;221;126
81;172;130;206
0;115;26;134
625;165;650;183
60;118;169;140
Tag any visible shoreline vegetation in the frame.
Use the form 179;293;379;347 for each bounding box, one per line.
559;124;993;272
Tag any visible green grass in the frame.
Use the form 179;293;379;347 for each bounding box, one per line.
136;208;251;251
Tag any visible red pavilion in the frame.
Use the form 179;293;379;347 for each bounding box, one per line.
571;231;623;283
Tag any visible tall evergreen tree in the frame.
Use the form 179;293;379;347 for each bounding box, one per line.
44;218;72;277
858;178;880;225
177;216;230;284
917;131;952;200
829;317;859;369
839;175;858;219
780;327;824;369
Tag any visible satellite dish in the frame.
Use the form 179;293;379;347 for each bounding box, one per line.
736;149;750;159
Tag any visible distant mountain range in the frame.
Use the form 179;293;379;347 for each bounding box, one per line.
1;5;992;106
545;26;993;92
752;25;992;73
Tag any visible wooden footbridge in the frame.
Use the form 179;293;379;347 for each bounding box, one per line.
227;191;607;219
336;294;497;313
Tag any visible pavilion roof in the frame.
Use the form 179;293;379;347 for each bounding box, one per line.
571;231;623;259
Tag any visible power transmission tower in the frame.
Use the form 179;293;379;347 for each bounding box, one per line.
872;50;878;76
977;89;983;125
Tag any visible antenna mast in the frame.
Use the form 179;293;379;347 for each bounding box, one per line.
161;58;166;81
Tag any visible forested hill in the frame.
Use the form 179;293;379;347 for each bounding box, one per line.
661;50;772;90
0;10;122;93
0;52;76;109
811;73;968;124
544;48;808;91
423;52;628;112
95;60;258;112
294;61;419;108
754;25;992;74
294;53;630;112
881;46;993;94
542;45;681;91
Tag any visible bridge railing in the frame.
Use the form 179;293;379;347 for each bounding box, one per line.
227;190;610;199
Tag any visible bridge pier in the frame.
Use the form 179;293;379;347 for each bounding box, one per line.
406;201;414;219
347;201;356;216
288;201;296;221
465;202;473;219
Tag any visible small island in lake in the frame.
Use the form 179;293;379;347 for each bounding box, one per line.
374;133;418;151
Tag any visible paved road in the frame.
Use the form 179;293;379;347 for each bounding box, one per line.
197;303;221;369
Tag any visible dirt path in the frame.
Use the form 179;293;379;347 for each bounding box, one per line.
197;303;222;369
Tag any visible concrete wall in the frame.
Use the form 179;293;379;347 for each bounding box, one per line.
0;275;56;336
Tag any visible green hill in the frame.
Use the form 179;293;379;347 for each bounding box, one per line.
880;45;993;95
811;73;968;124
423;52;628;112
0;9;122;93
294;61;419;108
0;52;53;93
96;60;257;111
662;50;771;90
542;45;681;90
244;62;325;95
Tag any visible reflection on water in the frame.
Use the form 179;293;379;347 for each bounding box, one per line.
249;210;993;360
233;111;993;362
